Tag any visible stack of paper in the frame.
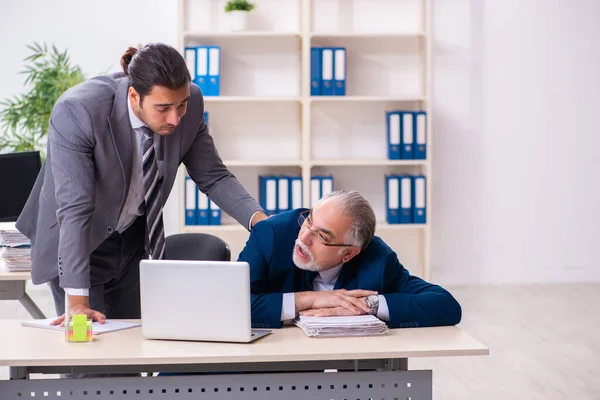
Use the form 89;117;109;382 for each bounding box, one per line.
0;229;31;271
294;315;389;338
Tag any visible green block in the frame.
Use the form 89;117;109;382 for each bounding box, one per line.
70;314;92;342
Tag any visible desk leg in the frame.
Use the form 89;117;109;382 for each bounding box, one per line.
0;280;46;319
19;292;46;319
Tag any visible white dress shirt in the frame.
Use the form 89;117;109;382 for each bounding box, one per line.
280;263;390;321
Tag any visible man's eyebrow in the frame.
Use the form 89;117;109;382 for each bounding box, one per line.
311;217;335;238
154;96;191;107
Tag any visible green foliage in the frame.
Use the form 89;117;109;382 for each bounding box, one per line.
224;0;256;12
0;42;85;156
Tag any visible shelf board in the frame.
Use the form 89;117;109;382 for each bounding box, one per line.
204;96;302;103
310;96;427;103
311;32;426;39
311;159;427;167
183;224;247;233
223;160;303;167
184;31;301;39
183;222;426;234
376;223;428;231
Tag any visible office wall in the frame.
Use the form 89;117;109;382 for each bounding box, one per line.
432;0;600;284
1;0;599;285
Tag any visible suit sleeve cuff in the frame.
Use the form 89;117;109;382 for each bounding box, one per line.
64;288;89;297
377;294;390;321
248;211;262;231
281;293;296;321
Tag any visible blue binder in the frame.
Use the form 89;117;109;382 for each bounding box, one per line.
399;175;412;224
321;48;334;96
333;47;346;96
310;176;321;208
203;111;209;127
385;175;400;224
197;188;210;225
401;112;414;159
207;46;221;96
277;176;290;213
320;175;334;199
208;199;221;225
289;176;302;210
259;175;278;216
184;47;197;86
184;176;197;225
412;175;426;224
310;48;322;96
386;111;401;160
195;46;209;95
414;111;427;160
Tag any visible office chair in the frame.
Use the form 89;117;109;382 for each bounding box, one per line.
163;233;231;261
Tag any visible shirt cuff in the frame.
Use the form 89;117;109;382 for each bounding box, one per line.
64;288;89;297
281;292;296;321
248;211;262;231
376;295;390;321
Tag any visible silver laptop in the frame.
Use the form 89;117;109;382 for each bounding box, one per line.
139;259;271;343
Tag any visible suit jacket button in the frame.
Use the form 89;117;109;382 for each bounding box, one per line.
107;226;114;234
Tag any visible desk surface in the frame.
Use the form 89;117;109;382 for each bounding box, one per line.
0;320;488;367
0;269;31;281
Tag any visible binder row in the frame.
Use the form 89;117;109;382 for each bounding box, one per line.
309;175;334;207
184;46;221;96
259;175;303;216
311;47;346;96
385;175;426;224
386;111;427;160
184;177;222;225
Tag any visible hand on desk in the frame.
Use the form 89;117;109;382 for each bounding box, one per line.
50;295;106;326
295;289;376;316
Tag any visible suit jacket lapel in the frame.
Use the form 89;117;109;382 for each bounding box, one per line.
303;270;318;291
107;78;133;198
334;262;358;290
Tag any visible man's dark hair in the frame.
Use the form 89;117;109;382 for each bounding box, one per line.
120;43;191;102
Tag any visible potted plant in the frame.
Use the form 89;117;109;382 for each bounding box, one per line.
0;42;85;158
224;0;256;31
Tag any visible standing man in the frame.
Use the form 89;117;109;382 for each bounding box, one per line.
16;43;267;325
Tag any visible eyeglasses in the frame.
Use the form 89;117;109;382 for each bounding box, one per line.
297;210;356;247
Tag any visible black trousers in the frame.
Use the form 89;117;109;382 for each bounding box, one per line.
48;215;146;319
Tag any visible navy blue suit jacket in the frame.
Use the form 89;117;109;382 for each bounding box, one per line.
238;209;462;329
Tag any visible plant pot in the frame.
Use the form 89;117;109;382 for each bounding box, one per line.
229;10;249;31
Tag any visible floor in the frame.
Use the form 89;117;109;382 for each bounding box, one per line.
1;282;599;399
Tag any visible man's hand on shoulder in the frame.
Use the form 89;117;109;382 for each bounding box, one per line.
294;289;377;316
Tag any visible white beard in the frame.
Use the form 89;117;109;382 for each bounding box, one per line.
292;239;323;272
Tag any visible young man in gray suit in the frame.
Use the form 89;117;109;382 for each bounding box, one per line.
16;43;267;325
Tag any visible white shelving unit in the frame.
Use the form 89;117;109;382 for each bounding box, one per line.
175;0;432;279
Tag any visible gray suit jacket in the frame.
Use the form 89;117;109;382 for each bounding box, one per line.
16;72;263;288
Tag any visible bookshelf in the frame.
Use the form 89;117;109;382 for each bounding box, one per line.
175;0;432;279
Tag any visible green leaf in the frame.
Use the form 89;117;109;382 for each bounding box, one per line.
0;42;85;155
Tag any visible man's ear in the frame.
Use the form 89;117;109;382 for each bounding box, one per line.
128;87;140;107
341;247;361;263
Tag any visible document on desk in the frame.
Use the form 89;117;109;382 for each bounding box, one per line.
294;315;389;338
21;319;140;335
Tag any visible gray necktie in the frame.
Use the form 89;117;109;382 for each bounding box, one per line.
141;127;165;260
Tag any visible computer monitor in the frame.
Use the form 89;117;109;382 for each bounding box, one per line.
0;151;41;223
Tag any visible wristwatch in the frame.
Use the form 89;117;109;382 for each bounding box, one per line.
365;294;379;316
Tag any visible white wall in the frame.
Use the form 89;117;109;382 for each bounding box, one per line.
1;0;599;285
432;0;600;284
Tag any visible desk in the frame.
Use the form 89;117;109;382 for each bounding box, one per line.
0;221;45;319
0;320;488;399
0;269;46;319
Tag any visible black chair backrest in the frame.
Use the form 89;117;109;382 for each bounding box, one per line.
164;233;231;261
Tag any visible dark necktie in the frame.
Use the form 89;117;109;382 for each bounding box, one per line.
141;127;165;260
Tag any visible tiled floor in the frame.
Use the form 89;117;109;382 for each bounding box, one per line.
1;282;599;399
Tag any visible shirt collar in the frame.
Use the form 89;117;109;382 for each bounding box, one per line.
318;263;344;286
127;96;145;129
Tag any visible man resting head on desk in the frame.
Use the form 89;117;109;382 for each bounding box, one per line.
238;189;462;329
